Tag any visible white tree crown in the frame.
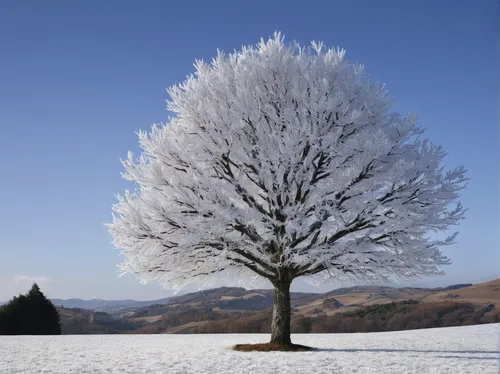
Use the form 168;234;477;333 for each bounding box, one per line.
108;33;467;291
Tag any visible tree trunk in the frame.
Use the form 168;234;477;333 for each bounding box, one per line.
270;279;292;346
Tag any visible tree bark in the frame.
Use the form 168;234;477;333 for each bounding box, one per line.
270;279;292;346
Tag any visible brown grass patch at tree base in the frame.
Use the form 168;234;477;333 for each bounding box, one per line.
233;343;314;352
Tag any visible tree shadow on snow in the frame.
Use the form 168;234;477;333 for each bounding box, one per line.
312;348;500;361
435;355;499;360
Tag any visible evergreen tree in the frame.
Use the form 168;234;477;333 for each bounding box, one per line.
0;283;61;335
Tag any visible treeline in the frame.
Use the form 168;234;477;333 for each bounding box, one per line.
190;300;499;334
0;283;61;335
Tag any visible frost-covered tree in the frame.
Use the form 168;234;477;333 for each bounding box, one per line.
108;33;467;348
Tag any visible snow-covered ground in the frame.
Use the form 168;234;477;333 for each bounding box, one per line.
1;324;499;374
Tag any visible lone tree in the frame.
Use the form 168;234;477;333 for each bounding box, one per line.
108;33;467;349
0;283;61;335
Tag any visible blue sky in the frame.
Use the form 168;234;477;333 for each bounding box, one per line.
0;0;498;301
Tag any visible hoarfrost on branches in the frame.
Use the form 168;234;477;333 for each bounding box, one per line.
108;33;467;292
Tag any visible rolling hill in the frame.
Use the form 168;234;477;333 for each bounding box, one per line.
422;278;500;305
50;297;172;313
54;279;500;334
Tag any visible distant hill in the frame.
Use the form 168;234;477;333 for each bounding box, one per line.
122;279;497;334
48;283;474;314
189;299;499;334
422;278;500;305
57;307;139;334
50;279;499;335
51;297;172;313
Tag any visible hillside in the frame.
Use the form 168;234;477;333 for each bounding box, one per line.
422;278;500;305
54;279;500;335
51;297;172;313
189;300;499;334
57;307;139;334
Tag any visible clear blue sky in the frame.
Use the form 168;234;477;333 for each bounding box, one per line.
0;0;498;301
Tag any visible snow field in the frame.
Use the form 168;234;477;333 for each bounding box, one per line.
1;324;499;374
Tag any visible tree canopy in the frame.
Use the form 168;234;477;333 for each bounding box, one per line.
108;33;466;291
108;33;467;347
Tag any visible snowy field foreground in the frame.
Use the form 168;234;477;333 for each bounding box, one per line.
1;324;499;374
